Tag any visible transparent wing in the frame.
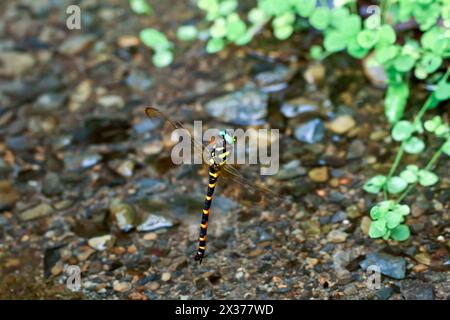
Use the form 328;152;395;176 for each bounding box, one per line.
145;106;289;207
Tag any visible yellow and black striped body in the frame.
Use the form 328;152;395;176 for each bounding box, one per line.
194;137;231;263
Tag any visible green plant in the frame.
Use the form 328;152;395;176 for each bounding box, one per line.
133;0;449;122
363;69;450;241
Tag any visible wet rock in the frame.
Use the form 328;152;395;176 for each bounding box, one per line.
360;252;406;280
328;115;356;135
34;93;67;113
0;51;35;77
205;85;268;125
293;118;325;144
64;152;102;171
88;235;116;251
346;139;366;160
363;54;388;88
75;116;130;144
331;211;347;223
327;230;348;243
59;34;95;56
97;95;125;109
281;98;320;118
376;286;393;300
109;200;136;232
414;253;431;266
254;65;291;93
116;160;134;178
0;215;7;226
308;167;329;183
401;280;434;300
126;69;152;92
19;203;54;221
360;216;371;235
113;281;132;293
133;118;160;135
134;179;167;197
275;160;306;180
161;272;171;282
0;159;11;175
42;172;63;197
304;62;325;85
6;136;39;151
69;80;92;112
77;246;96;261
0;180;19;210
137;214;174;232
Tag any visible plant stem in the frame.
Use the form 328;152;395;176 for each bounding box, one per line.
383;94;435;200
396;142;445;203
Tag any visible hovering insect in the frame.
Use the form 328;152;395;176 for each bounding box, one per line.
144;107;287;263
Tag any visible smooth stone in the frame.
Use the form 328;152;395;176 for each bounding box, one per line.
328;115;356;135
109;200;136;232
327;230;348;243
113;281;132;293
304;62;325;85
0;51;35;77
275;160;307;180
401;280;434;300
293;118;325;144
97;95;125;109
308;167;329;183
281;98;320;118
375;286;393;300
19;203;54;221
137;214;173;232
347;139;366;160
360;252;406;280
0;180;19;210
34;93;67;112
126;69;152;92
254;65;291;93
205;86;268;125
363;53;388;88
64;152;102;171
59;34;95;55
42;172;63;196
88;235;116;251
133;118;160;134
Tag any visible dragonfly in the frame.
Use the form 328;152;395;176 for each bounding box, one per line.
144;107;288;263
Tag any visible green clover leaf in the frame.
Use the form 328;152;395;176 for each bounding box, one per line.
418;169;439;187
152;50;173;68
395;204;411;216
385;82;409;124
309;7;331;30
387;176;408;194
177;25;198;41
392;120;414;141
369;220;387;238
363;175;387;194
293;0;316;18
443;139;450;156
400;169;417;184
386;211;404;229
130;0;153;15
404;136;425;154
206;38;225;53
424;116;442;132
390;224;410;241
140;28;172;51
357;29;378;49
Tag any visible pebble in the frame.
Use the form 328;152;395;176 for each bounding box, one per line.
308;167;329;183
327;230;348;243
375;286;393;300
42;172;63;197
414;253;431;266
304;62;325;85
205;85;268;125
401;280;434;300
109;200;136;232
0;180;19;210
0;51;35;77
293;118;325;144
281;98;320;118
34;93;66;113
64;152;102;171
117;160;134;177
59;34;95;55
346;140;366;160
275;160;307;180
113;281;132;293
360;216;371;235
143;232;157;241
161;272;171;282
363;53;388;88
19;203;54;221
88;235;116;251
137;214;173;232
328;115;356;135
77;246;96;261
146;281;160;291
360;252;406;280
97;95;125;109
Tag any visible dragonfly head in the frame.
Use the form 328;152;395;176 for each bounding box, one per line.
219;130;236;146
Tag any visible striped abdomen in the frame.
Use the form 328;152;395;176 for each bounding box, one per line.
194;165;220;263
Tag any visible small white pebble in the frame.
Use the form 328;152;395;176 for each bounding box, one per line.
437;235;445;242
